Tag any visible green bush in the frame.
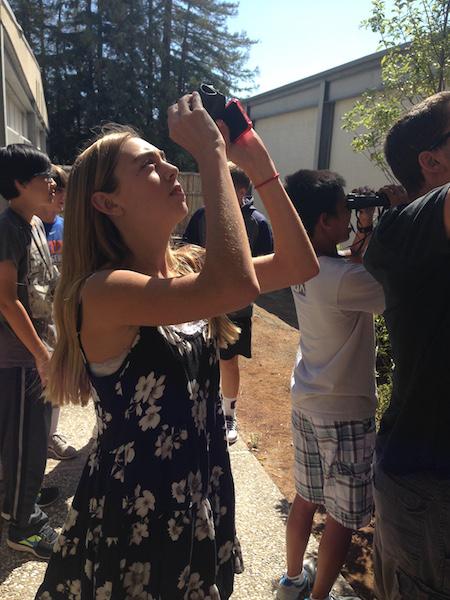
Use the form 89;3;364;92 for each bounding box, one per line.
375;315;393;428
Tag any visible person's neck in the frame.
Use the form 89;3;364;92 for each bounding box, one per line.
36;208;59;224
414;179;449;200
312;238;339;258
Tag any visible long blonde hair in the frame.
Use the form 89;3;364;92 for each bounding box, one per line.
47;125;239;407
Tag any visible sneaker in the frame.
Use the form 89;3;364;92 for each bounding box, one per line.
48;433;77;460
276;559;316;600
225;415;238;445
36;486;59;508
7;523;58;560
1;486;59;522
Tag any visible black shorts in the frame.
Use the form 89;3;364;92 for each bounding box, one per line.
219;316;252;360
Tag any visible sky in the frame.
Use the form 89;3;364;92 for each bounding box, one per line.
228;0;395;95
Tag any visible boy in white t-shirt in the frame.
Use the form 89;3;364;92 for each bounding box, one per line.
276;170;385;600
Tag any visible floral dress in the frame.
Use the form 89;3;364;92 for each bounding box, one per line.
36;322;241;600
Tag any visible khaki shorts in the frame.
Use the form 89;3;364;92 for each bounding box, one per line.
292;408;376;529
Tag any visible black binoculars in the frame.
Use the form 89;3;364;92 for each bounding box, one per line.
198;83;253;143
346;193;390;210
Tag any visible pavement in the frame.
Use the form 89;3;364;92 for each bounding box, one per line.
0;403;357;600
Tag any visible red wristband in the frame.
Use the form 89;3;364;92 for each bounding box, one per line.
254;172;280;190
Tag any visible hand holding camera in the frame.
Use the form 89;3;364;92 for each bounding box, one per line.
198;83;253;143
168;92;226;163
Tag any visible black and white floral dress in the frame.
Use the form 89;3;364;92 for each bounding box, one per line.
36;322;241;600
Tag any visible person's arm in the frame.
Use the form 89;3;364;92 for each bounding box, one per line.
0;260;50;384
83;93;260;329
337;262;385;315
220;127;319;293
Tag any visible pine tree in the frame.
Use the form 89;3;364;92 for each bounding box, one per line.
9;0;256;165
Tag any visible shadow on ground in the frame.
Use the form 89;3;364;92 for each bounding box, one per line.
256;288;298;329
0;436;93;590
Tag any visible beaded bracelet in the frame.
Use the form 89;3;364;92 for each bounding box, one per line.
254;172;280;190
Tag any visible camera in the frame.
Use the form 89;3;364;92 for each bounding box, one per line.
198;83;253;143
346;192;390;210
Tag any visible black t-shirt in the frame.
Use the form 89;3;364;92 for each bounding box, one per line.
364;184;450;476
0;208;57;367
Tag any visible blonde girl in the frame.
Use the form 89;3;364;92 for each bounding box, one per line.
36;93;318;600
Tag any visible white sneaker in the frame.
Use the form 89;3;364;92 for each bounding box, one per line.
225;416;238;445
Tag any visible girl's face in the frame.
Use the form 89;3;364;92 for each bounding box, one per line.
112;137;187;228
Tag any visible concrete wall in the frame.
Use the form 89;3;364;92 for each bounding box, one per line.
255;106;318;177
246;51;392;213
0;0;48;149
329;96;387;190
0;1;47;124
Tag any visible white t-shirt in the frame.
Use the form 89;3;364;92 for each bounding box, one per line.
291;255;385;420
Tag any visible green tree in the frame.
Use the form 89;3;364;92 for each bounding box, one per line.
9;0;256;166
342;0;450;179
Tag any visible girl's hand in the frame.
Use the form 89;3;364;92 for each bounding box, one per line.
168;93;225;162
216;122;276;182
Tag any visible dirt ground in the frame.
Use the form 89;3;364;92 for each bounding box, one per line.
238;290;375;600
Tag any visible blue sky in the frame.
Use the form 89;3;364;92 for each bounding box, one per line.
229;0;395;94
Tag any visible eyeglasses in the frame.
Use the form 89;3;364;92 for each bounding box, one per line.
31;170;54;183
426;130;450;151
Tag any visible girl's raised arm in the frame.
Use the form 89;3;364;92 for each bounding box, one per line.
222;126;319;293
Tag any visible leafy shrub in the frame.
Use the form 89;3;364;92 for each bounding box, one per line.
375;315;393;428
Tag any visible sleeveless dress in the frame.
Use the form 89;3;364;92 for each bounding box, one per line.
36;321;241;600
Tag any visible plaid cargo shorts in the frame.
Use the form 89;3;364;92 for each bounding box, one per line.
292;407;376;529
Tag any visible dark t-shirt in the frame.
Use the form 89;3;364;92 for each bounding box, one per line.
184;198;273;318
0;208;58;367
364;184;450;476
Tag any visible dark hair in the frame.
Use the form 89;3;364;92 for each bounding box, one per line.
385;91;450;196
229;163;251;192
285;169;346;237
0;144;51;200
51;164;69;189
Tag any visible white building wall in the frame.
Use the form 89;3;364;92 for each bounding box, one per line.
329;97;388;191
253;107;318;213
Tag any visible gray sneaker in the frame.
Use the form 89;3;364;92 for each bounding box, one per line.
276;559;316;600
225;415;238;445
48;433;77;460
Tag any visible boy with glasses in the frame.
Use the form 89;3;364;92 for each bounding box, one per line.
0;144;59;559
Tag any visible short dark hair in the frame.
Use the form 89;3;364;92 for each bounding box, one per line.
385;91;450;196
285;169;346;237
0;144;51;200
229;163;251;192
51;164;69;189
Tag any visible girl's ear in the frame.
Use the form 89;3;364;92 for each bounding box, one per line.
91;192;124;216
